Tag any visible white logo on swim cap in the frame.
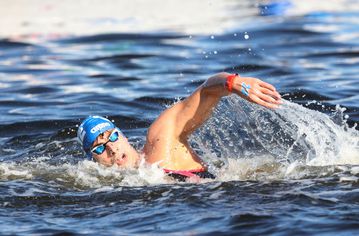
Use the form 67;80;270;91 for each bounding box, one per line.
91;122;111;133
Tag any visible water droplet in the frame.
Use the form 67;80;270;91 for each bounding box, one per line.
244;32;249;39
210;35;215;39
213;51;218;54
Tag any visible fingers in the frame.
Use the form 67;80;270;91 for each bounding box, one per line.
251;95;279;109
259;87;282;103
256;90;280;106
259;81;276;91
234;77;282;109
250;78;280;96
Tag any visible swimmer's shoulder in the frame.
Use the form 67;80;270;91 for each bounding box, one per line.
147;103;181;140
144;106;182;163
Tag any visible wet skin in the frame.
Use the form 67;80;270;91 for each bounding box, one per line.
91;73;282;170
92;129;140;168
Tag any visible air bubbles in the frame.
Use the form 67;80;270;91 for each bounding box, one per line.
244;32;249;40
210;35;215;39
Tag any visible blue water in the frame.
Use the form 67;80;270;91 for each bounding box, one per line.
0;2;359;236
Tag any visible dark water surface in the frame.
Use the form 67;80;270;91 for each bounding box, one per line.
1;2;359;236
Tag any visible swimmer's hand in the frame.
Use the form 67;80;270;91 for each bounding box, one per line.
232;75;282;109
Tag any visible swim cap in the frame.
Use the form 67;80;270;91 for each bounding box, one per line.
77;116;115;154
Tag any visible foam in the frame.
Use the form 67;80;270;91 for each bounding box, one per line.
0;163;33;180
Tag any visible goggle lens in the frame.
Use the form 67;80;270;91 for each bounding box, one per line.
91;130;120;155
109;130;119;142
93;145;105;155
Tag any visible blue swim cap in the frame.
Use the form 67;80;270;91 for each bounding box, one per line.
77;116;115;154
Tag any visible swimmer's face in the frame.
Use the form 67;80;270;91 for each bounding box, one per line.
91;129;139;168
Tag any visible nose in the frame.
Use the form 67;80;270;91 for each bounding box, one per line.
106;141;118;156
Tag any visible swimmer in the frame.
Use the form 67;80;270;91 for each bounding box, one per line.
77;73;282;181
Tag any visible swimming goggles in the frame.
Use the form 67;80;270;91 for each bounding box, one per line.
91;129;120;155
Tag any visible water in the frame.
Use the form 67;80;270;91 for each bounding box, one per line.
1;1;359;235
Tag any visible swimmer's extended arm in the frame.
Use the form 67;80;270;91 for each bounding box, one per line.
172;72;282;137
144;72;281;167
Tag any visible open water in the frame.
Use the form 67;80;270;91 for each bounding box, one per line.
0;1;359;235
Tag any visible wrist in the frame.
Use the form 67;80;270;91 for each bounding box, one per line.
225;73;238;93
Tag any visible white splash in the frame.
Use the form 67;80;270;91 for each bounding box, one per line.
1;98;358;187
191;97;359;181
